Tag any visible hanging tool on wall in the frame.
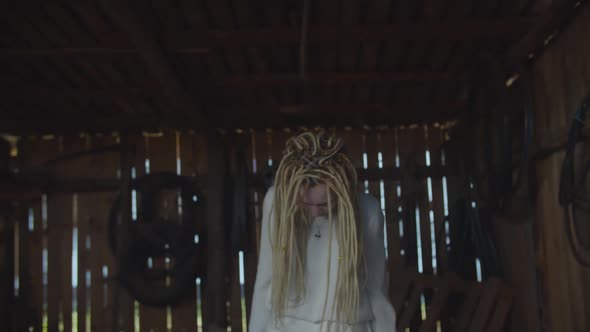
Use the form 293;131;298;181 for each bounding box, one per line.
108;172;204;306
466;51;535;217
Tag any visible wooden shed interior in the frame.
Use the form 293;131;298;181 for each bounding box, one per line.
1;1;590;331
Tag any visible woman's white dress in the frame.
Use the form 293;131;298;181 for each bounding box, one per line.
248;187;397;332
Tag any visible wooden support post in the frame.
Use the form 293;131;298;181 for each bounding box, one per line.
112;136;133;332
0;211;15;330
204;131;229;331
493;216;541;332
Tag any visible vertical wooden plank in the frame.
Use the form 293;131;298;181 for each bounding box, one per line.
45;137;70;332
340;128;364;193
397;126;423;330
0;199;15;330
254;130;271;253
428;126;452;331
75;136;90;332
418;276;451;332
204;131;230;330
269;129;289;166
397;280;425;331
17;137;45;332
193;132;209;331
364;130;381;198
467;278;502;332
454;284;482;332
173;132;199;332
226;134;244;332
428;126;447;273
229;254;243;332
560;15;590;332
59;136;89;332
102;134;135;332
416;126;433;277
532;34;574;332
16;183;38;332
413;125;434;328
397;126;419;270
83;134;119;332
485;286;513;332
243;130;257;327
140;133;176;332
379;129;403;304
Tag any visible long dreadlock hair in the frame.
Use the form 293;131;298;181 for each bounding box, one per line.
270;130;364;326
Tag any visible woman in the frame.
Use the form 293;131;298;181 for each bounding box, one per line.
249;131;396;332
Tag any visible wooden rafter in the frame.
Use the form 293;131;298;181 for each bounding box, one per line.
96;0;207;128
3;70;465;96
0;17;539;56
510;0;588;61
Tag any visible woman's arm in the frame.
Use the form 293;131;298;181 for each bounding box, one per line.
248;187;275;332
364;196;397;331
365;198;387;294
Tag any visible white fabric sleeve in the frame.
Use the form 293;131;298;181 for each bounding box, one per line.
365;200;397;332
248;187;275;332
365;200;387;294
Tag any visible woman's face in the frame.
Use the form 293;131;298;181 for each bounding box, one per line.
300;183;331;218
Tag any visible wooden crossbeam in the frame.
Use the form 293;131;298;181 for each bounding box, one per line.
0;17;538;56
206;104;463;129
3;71;465;107
216;102;466;114
2;71;464;99
1;100;464;132
219;71;465;88
0;165;456;198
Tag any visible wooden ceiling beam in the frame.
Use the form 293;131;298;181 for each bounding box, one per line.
0;17;539;57
212;71;466;90
210;102;467;114
205;109;462;130
1;100;465;131
3;70;464;97
96;0;207;128
134;17;539;46
510;0;588;61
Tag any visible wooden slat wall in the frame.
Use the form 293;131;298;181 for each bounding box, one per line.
12;126;457;331
531;4;590;332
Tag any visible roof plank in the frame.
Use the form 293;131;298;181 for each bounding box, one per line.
97;0;207;127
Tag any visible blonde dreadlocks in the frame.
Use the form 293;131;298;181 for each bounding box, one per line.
270;131;365;327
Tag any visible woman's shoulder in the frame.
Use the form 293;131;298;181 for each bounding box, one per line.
357;192;382;230
357;192;380;212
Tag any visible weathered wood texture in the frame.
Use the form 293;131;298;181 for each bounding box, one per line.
0;2;552;133
530;4;590;332
9;126;476;331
